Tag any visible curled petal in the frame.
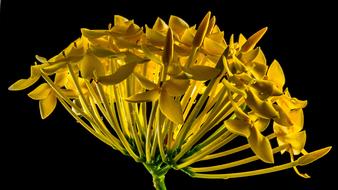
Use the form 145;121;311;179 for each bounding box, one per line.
248;127;274;163
163;79;190;96
125;88;161;102
252;79;283;99
159;89;184;124
28;83;52;100
273;104;293;127
39;94;57;119
241;27;268;52
278;89;308;109
224;119;251;138
246;88;279;119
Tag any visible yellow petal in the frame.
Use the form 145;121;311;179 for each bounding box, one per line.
285;131;307;155
133;72;157;90
81;28;107;39
163;79;190;96
39;93;57;119
251;62;268;80
267;59;285;89
114;15;129;26
125;88;161;102
239;48;259;65
60;89;78;98
80;54;105;79
193;11;211;47
249;112;270;132
159;89;184;124
90;47;122;58
63;38;86;57
222;78;247;98
141;45;162;65
248;127;274;163
124;52;150;65
273;104;293;127
202;37;226;55
206;16;216;35
42;61;67;75
146;25;166;46
153;17;168;33
252;79;283;99
224;119;251;138
35;55;48;64
278;90;308;110
184;65;220;81
28;83;52;100
297;146;331;166
181;27;196;45
169;15;189;37
162;28;174;66
238;33;247;47
9;76;40;91
246;88;279;119
54;71;68;87
241;27;268;52
8;64;43;91
98;62;137;85
288;109;304;132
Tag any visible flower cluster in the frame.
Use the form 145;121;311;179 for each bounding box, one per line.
9;12;330;189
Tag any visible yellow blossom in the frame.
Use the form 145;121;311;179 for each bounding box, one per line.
9;12;330;190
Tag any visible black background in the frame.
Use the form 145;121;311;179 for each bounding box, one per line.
1;0;336;189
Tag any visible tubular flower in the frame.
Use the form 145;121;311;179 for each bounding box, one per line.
9;12;330;190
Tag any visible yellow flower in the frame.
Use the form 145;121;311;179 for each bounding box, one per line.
9;12;330;190
27;71;77;119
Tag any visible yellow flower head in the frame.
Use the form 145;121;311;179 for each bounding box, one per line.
9;12;330;189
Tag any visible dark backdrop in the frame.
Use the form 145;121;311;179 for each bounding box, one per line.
1;0;336;189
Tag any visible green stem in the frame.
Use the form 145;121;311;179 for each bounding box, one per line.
152;175;167;190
